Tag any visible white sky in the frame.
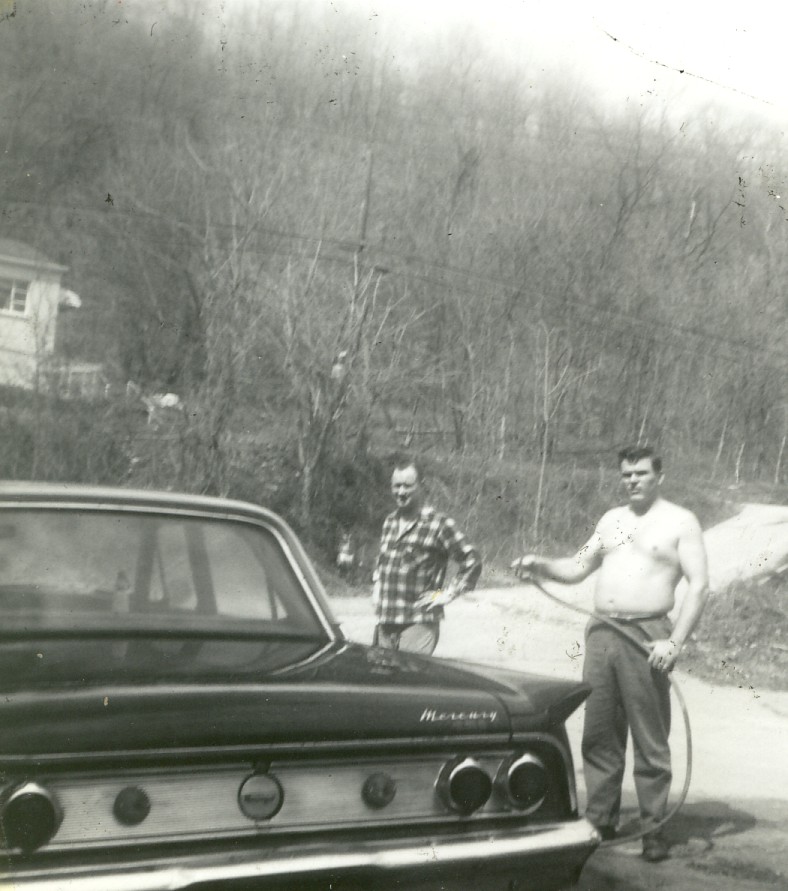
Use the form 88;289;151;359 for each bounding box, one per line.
148;0;788;131
341;0;788;124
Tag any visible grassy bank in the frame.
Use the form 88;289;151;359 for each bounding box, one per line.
682;574;788;692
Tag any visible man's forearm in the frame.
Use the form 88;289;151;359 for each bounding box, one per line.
530;555;592;585
671;584;710;647
454;555;482;593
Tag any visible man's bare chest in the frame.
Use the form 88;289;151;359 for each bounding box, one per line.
599;516;678;564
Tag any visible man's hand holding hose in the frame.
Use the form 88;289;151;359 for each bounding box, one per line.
510;554;539;582
646;638;681;673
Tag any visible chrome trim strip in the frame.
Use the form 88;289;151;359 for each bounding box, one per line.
4;746;571;847
2;819;599;890
0;734;514;768
5;753;566;849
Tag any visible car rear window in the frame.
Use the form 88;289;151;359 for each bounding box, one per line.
0;509;324;637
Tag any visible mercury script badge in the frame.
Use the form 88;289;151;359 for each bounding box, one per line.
420;707;497;723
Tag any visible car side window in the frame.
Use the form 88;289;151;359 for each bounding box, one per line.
142;519;302;624
201;523;276;620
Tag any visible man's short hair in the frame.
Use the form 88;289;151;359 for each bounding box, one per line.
392;453;420;480
617;445;662;474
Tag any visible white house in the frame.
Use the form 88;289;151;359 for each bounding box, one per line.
0;238;102;397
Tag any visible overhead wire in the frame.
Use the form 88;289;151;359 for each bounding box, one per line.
5;198;787;373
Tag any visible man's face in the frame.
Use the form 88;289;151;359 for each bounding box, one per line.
620;458;663;507
391;465;420;513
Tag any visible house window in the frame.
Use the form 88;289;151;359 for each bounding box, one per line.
0;277;29;314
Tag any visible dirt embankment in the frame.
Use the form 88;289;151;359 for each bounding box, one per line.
677;503;788;691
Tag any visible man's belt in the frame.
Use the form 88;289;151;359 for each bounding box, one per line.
601;612;669;622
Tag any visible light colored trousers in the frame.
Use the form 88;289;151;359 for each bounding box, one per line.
374;622;440;656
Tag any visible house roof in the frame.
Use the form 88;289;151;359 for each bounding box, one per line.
0;238;68;274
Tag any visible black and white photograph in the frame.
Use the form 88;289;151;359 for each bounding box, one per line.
1;1;786;889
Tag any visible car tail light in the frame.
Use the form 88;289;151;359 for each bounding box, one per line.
1;782;62;852
496;753;548;813
436;757;492;815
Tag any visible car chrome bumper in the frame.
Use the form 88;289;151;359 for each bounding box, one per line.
2;819;599;890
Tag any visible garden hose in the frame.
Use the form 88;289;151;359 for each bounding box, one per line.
517;573;693;849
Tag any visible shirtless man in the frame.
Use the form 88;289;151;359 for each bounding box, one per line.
511;446;709;862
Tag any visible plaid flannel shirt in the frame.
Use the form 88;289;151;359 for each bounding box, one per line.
373;505;482;626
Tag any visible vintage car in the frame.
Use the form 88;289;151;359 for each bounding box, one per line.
0;483;599;890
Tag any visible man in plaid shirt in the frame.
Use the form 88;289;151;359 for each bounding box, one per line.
372;457;482;655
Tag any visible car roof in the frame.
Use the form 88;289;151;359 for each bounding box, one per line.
0;480;275;517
